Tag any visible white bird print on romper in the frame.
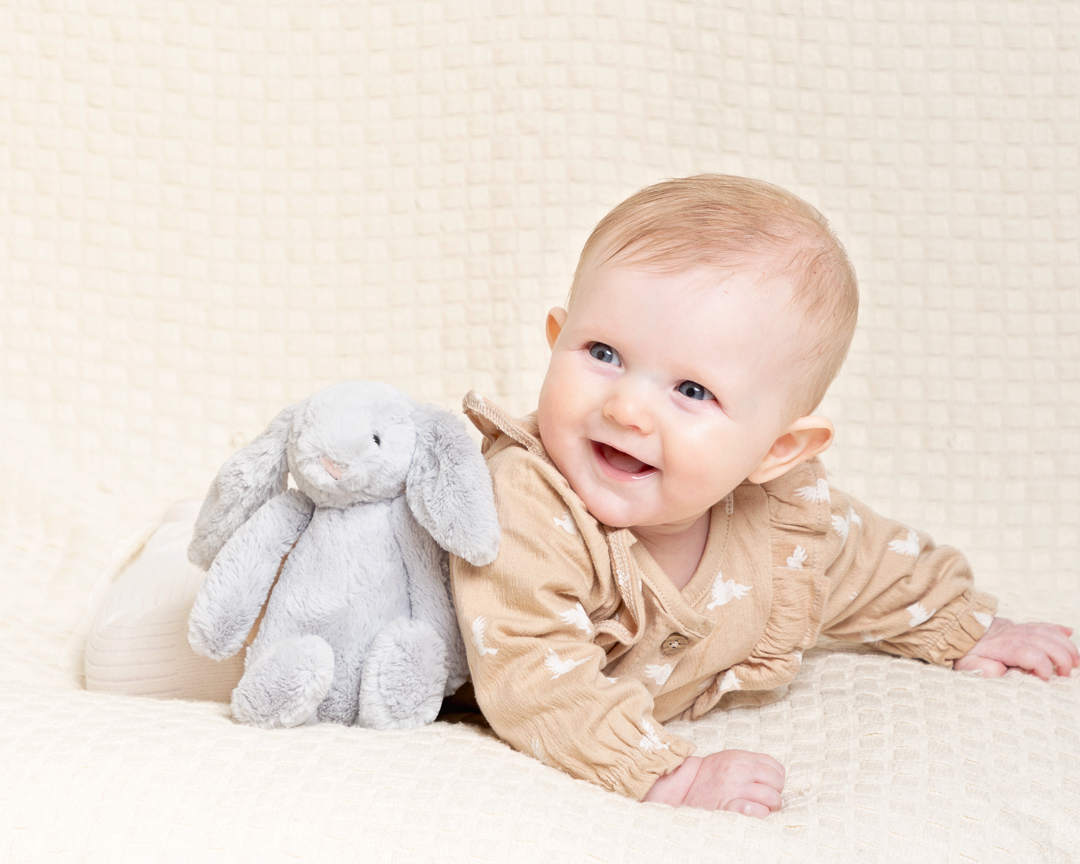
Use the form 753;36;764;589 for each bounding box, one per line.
718;669;740;691
795;478;831;503
787;546;808;570
553;512;578;535
471;616;498;656
832;508;862;545
559;602;593;635
907;603;936;627
638;719;669;752
888;529;920;557
544;648;588;679
645;664;673;686
974;611;994;629
707;576;752;609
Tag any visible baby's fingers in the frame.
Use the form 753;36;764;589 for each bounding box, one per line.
1040;634;1080;676
1059;631;1080;666
757;753;787;785
741;757;785;795
722;783;783;818
954;654;1007;677
991;643;1052;679
1011;635;1077;679
725;799;771;819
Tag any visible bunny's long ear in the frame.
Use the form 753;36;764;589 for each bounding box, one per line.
187;404;298;569
405;404;500;567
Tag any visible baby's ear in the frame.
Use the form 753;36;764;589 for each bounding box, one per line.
746;416;834;485
545;307;567;349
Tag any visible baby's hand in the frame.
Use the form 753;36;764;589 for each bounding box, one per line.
954;617;1080;679
643;750;785;818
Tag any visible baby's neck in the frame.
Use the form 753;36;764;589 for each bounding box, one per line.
630;513;711;592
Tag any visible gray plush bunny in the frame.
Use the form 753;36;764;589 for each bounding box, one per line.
186;381;499;730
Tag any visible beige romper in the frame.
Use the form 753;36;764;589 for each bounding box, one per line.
450;392;998;801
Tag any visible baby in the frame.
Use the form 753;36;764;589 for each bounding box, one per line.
449;174;1079;816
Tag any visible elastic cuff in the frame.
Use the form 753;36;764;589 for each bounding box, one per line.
600;733;696;801
924;590;999;666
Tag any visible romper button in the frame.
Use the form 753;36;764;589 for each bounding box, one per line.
661;633;689;655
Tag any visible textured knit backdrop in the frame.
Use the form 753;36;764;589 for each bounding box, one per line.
1;2;1078;862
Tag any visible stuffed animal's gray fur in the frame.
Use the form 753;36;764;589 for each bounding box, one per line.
186;381;499;730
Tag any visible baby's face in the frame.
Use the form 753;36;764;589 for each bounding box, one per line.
537;261;805;533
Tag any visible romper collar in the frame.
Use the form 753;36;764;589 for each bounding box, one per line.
462;391;551;463
623;504;731;638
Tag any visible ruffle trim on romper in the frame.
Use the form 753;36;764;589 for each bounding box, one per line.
687;460;832;720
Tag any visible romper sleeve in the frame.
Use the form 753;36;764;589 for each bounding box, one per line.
449;448;693;800
818;486;998;666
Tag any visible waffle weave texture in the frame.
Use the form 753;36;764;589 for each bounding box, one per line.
1;1;1078;861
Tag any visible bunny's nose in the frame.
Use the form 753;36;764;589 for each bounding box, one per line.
320;456;344;480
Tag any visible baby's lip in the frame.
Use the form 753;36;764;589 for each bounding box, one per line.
591;440;657;479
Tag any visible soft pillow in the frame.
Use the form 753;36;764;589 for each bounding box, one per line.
82;502;244;701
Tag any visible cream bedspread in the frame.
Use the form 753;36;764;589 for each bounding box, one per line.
2;1;1078;861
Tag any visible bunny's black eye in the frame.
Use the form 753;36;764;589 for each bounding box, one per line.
373;434;381;446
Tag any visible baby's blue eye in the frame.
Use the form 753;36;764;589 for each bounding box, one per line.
677;381;715;401
588;343;621;365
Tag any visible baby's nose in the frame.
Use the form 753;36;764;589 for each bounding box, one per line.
320;456;344;479
603;382;654;433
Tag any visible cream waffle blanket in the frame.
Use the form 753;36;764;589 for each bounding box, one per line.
2;1;1078;861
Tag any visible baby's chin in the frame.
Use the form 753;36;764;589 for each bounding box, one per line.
569;483;658;530
575;478;728;534
582;505;638;530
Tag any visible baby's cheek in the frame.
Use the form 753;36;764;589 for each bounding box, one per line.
666;435;719;481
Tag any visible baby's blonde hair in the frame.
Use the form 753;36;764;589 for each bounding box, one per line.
568;175;859;417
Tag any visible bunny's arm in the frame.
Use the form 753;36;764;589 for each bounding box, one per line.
189;489;315;661
391;496;468;692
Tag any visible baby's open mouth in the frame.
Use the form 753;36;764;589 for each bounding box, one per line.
592;441;656;477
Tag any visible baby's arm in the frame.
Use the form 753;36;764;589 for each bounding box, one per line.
818;487;998;666
819;486;1079;679
452;547;691;800
953;617;1079;678
449;455;694;802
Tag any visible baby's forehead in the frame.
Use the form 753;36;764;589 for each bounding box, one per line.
591;236;795;285
574;259;808;362
579;252;803;317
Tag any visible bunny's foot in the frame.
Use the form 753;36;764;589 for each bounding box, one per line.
356;618;447;729
231;635;334;728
